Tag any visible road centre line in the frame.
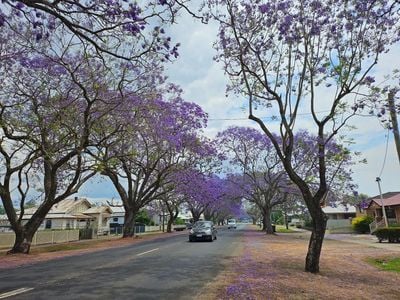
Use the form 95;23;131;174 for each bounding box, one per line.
136;248;159;256
0;287;34;299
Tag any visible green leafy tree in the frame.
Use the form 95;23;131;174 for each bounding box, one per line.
135;210;153;226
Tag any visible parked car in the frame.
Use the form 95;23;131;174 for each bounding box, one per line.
189;221;217;242
227;219;237;229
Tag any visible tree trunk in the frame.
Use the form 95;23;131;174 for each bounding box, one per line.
388;91;400;164
6;201;54;254
166;211;174;233
7;227;35;254
284;211;289;230
305;206;327;273
203;210;212;221
166;205;179;233
191;210;201;223
123;209;137;238
264;207;274;234
166;219;173;233
261;213;267;231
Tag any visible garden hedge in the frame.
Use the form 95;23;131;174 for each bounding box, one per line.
351;215;373;233
374;227;400;243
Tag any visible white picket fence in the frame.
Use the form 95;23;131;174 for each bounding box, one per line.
0;230;79;248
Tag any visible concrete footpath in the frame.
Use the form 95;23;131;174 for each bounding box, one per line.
325;233;400;252
280;227;400;252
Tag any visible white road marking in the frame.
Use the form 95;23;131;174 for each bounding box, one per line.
0;287;34;299
136;248;159;256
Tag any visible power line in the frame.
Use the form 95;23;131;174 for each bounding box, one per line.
208;109;332;121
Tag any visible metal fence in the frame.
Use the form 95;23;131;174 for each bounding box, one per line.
326;219;354;233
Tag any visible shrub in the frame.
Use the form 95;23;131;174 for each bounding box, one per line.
375;227;400;243
352;215;373;233
174;217;185;225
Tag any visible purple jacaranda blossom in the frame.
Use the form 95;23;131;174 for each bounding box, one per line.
0;0;189;60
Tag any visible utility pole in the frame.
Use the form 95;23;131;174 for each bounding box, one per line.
376;177;388;227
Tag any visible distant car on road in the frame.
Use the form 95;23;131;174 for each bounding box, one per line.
227;219;237;229
189;221;217;242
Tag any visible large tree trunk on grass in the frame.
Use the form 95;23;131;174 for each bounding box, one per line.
166;205;179;233
123;209;137;238
305;205;327;273
263;207;274;234
283;161;328;273
166;217;173;233
6;200;56;254
261;213;266;231
8;227;35;254
166;208;179;233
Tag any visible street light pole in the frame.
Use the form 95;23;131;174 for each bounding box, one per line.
376;177;388;227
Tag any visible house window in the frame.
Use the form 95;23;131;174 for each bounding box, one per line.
113;217;118;222
386;207;396;219
45;220;52;229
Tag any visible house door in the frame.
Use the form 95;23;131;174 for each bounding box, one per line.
45;219;52;229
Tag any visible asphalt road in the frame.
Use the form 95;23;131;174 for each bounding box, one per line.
0;224;246;300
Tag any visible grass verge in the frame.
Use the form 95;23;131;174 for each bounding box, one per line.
275;225;296;233
367;256;400;273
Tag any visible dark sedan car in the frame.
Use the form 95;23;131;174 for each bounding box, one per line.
188;221;217;242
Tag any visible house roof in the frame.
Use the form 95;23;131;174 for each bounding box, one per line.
83;206;112;215
109;206;125;214
22;198;92;216
322;204;356;214
51;198;92;213
74;213;94;219
368;192;400;208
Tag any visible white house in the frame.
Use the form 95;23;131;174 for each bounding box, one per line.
322;204;357;233
21;198;94;230
322;204;357;220
0;197;112;234
109;206;125;234
83;206;113;235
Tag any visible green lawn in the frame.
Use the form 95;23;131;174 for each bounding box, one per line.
367;257;400;273
275;225;296;233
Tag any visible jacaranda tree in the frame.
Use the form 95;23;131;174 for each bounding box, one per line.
0;0;184;60
91;96;208;237
0;28;131;253
206;0;397;272
217;126;290;234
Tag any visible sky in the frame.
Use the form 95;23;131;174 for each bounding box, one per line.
78;8;400;202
